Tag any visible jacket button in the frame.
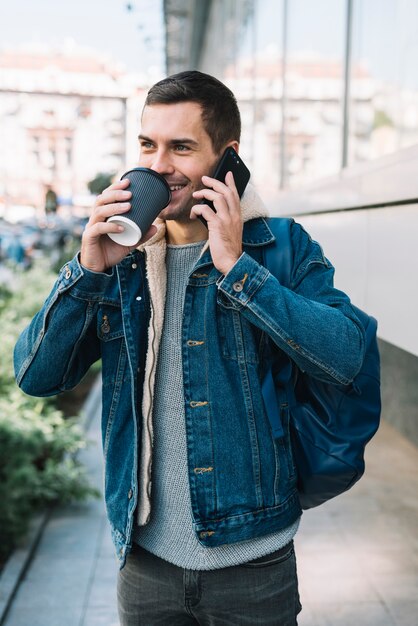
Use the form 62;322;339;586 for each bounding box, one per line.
64;267;71;279
233;281;243;292
200;530;215;539
131;263;137;269
101;316;110;334
128;489;133;499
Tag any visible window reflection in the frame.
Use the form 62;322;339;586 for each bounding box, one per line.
286;0;345;187
350;0;418;164
196;0;418;190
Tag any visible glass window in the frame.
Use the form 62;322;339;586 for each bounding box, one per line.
206;0;346;192
349;0;418;165
234;0;284;194
200;0;284;195
285;0;346;187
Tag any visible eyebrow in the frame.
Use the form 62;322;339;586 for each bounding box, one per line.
138;134;199;148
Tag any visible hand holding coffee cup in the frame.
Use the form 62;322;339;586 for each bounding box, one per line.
107;168;171;246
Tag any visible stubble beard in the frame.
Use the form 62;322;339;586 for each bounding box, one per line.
160;181;207;224
159;199;194;224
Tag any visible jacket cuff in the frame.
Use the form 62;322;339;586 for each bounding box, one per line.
56;252;115;299
217;252;269;308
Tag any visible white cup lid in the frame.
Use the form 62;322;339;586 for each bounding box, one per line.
107;216;142;246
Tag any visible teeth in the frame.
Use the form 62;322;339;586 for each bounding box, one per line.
170;185;184;191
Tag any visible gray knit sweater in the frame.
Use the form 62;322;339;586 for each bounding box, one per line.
134;241;299;570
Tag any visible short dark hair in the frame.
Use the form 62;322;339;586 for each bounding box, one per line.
144;70;241;154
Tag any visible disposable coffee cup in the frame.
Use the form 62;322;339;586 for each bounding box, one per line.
107;168;171;246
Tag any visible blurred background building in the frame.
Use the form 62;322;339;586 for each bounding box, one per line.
0;0;417;443
164;0;418;447
0;44;147;218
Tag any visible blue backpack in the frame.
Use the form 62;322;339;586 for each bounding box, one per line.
260;218;381;509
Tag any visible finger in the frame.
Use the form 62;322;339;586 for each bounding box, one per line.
224;170;238;192
192;190;230;217
190;203;219;223
200;175;237;208
97;187;132;206
201;174;237;195
192;188;227;205
85;220;125;240
101;178;130;194
89;202;132;225
222;171;241;220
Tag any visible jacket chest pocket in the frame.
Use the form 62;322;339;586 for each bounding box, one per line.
217;306;260;364
97;305;128;387
97;305;124;341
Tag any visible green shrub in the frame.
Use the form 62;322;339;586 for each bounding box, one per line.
0;260;99;565
87;172;115;195
0;283;12;315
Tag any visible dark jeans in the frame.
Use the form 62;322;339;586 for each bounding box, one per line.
117;541;302;625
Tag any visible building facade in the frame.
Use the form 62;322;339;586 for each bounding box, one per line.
0;44;146;216
164;0;418;444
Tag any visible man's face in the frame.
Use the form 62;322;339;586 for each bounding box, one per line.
138;102;220;222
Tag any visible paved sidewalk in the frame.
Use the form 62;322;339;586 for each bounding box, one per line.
3;402;418;625
3;393;119;626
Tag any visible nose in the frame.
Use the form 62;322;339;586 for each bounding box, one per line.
149;149;175;176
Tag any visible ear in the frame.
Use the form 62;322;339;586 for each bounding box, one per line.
226;140;240;153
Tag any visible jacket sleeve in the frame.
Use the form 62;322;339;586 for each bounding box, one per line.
217;221;365;385
14;253;114;397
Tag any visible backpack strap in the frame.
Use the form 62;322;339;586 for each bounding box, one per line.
263;217;293;288
261;218;294;438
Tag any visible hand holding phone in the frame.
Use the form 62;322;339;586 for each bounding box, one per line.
198;147;250;227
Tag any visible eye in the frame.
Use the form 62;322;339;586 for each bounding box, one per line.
140;141;154;150
174;144;189;152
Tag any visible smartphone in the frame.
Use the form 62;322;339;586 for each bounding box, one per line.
199;147;251;227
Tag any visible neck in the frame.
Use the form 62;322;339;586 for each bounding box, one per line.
165;218;208;245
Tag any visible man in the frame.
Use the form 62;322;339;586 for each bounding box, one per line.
14;71;365;625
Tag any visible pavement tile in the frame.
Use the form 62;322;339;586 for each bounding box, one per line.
337;514;414;549
81;606;120;626
300;572;381;605
23;556;93;581
359;550;418;577
296;546;364;578
87;580;118;611
11;568;91;609
34;517;101;559
298;602;318;626
386;601;418;626
98;527;116;559
87;558;119;608
321;493;383;516
370;573;418;603
4;606;83;626
294;525;346;553
308;602;395;626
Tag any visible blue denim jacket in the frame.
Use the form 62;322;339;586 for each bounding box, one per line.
14;217;365;567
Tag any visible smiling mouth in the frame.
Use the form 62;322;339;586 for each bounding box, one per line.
168;184;186;192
